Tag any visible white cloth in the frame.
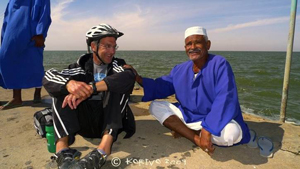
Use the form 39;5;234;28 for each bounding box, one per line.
184;26;207;39
149;101;243;146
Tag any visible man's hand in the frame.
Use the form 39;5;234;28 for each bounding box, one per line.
31;34;45;47
123;64;143;85
200;128;215;155
62;94;85;109
123;65;137;76
66;80;93;99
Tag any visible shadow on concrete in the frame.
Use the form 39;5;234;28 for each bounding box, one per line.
72;118;284;168
0;96;51;110
210;120;283;165
58;100;285;167
129;95;144;103
78;119;196;169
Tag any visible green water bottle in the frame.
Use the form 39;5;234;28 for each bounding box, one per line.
45;124;56;153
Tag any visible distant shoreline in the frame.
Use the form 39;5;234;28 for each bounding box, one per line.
44;50;300;52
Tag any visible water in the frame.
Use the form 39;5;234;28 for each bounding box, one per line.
44;51;300;125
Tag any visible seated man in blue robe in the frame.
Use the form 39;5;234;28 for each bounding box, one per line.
126;26;250;155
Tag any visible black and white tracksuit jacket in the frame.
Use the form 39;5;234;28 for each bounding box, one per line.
42;53;136;140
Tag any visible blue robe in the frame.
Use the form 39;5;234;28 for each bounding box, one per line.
142;54;250;144
0;0;51;89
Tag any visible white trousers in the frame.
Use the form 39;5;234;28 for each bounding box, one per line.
149;101;243;146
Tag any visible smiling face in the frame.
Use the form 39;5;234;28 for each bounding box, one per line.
92;36;117;65
184;35;211;61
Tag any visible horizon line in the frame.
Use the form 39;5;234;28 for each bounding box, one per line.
44;50;300;52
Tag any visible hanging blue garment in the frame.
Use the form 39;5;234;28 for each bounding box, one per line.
0;0;51;89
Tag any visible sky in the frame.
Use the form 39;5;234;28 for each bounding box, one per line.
0;0;299;51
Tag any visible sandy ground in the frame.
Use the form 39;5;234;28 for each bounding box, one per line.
0;87;299;169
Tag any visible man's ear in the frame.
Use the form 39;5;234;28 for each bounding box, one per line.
206;40;211;50
91;42;96;52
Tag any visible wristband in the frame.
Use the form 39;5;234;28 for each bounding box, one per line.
92;82;97;94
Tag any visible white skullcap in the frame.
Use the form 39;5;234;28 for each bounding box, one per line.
184;26;207;39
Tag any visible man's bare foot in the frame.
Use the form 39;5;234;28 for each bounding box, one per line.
194;134;201;147
194;131;215;156
171;131;182;138
0;99;23;110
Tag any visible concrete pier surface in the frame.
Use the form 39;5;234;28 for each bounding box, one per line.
0;88;299;169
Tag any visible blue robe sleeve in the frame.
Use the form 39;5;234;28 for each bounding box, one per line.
32;0;51;37
142;69;176;102
201;60;240;136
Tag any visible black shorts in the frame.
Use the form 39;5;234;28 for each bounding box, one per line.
52;96;110;145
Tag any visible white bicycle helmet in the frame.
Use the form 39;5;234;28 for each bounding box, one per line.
86;23;123;46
